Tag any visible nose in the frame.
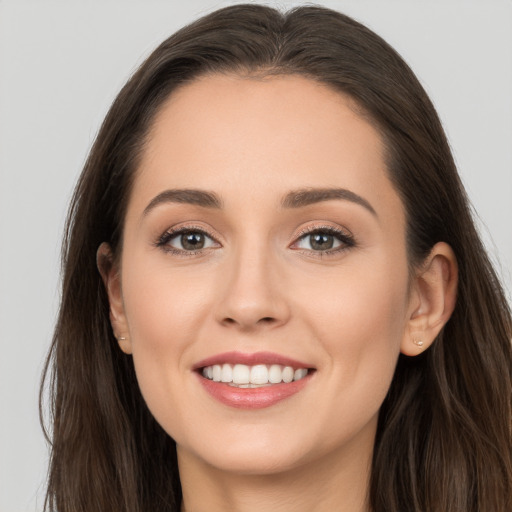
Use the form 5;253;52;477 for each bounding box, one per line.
214;243;291;332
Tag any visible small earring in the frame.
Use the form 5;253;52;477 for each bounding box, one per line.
118;336;127;341
413;339;424;347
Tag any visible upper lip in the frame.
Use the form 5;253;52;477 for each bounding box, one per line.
193;351;314;370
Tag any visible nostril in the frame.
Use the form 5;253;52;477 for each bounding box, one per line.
222;316;276;326
220;313;284;330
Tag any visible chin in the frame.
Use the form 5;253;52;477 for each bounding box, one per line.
177;430;314;476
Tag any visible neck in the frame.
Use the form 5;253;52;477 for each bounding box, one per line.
178;436;373;512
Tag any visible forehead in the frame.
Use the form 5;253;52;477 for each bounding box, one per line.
128;73;403;224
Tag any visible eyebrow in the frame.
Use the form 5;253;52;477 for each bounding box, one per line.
142;187;376;217
281;187;377;216
143;189;223;216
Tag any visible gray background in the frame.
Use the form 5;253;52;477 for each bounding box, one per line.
1;1;511;510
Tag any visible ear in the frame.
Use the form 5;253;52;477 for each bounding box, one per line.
96;242;132;354
401;242;458;356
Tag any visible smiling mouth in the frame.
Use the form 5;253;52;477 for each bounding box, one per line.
200;363;311;388
195;353;315;408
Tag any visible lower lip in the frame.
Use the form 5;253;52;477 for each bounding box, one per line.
196;373;313;409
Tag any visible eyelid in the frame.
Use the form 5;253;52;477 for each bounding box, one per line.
293;223;353;240
155;224;222;254
290;223;356;256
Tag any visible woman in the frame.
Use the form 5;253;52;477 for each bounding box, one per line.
40;4;512;511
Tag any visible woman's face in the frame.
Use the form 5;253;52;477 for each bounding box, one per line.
109;74;418;474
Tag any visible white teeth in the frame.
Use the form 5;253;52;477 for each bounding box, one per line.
221;363;232;383
250;364;269;385
232;364;250;384
212;364;222;382
201;363;310;386
294;368;307;381
268;364;282;384
282;366;294;383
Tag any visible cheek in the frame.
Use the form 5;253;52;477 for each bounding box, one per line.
301;255;409;425
319;273;406;354
119;256;213;425
306;250;408;339
122;254;210;348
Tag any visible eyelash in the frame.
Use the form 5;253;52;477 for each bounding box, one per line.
155;225;218;256
292;225;355;258
155;224;355;258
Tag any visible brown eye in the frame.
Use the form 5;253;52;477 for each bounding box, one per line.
157;228;219;253
309;233;334;250
292;227;355;254
181;232;206;250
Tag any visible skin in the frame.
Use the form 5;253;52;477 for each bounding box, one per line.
99;74;457;512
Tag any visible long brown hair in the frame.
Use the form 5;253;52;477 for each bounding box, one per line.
40;4;512;511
